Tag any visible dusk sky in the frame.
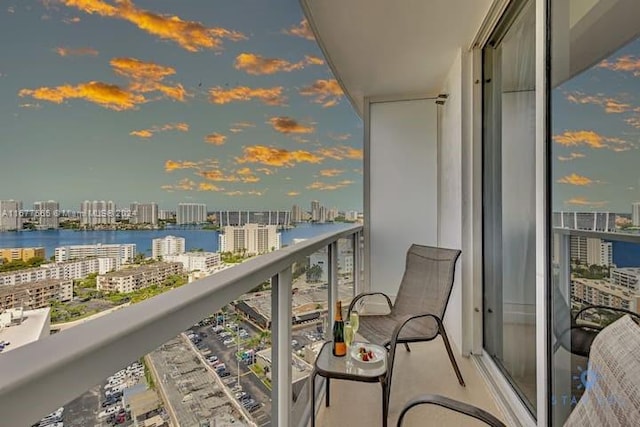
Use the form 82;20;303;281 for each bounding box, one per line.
553;37;640;213
0;0;363;211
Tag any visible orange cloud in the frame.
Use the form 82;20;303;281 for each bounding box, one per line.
283;19;315;41
557;173;594;186
307;180;355;191
161;178;195;191
229;121;255;133
164;160;199;172
565;92;632;113
209;86;286;106
268;116;315;134
287;191;300;196
256;167;274;175
564;197;608;207
319;169;344;177
54;47;99;57
598;55;640;76
198;170;239;182
234;53;323;75
204;133;227;145
553;130;633;151
130;122;189;138
226;191;244;196
317;146;363;160
236;145;323;167
557;152;585;161
62;0;246;52
63;17;82;24
18;81;145;110
299;79;343;107
198;182;223;192
110;57;188;102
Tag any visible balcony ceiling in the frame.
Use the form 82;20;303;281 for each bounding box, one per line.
302;0;494;115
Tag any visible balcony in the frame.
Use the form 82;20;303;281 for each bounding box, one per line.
0;224;504;426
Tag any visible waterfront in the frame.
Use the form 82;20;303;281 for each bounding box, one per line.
0;222;353;258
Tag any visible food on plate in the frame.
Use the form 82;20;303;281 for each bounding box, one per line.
358;346;375;362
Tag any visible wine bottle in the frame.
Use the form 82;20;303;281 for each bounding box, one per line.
332;300;346;357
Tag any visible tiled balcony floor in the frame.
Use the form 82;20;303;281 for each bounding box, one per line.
314;337;505;427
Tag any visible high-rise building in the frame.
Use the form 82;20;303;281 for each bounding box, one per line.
632;202;640;227
80;200;116;227
327;207;338;221
33;201;59;229
158;210;175;221
292;205;303;223
318;206;327;223
570;236;613;266
216;210;290;227
130;202;158;225
552;211;615;232
0;200;23;231
177;203;207;225
311;200;320;222
346;211;359;221
152;236;186;259
218;224;281;255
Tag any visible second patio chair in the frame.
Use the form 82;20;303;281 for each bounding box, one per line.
347;244;464;394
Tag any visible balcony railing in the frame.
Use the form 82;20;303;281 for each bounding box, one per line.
0;224;363;427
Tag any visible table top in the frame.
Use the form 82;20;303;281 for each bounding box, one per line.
315;341;387;381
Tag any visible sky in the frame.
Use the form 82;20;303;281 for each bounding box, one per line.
552;37;640;214
0;0;363;212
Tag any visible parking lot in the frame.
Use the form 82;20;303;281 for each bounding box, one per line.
189;317;272;427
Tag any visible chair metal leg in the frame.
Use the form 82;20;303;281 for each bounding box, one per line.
404;343;411;352
439;326;465;387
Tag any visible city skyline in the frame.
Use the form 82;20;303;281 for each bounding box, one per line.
0;0;363;210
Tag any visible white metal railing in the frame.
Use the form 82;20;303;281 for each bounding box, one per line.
0;224;363;427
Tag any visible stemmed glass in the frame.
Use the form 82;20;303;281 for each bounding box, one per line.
344;321;354;369
349;310;360;338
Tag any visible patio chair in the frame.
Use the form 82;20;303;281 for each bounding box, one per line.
396;394;506;427
347;244;464;395
553;285;640;357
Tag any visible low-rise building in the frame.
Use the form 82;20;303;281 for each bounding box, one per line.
0;279;73;311
0;247;46;263
571;276;640;312
163;252;220;272
55;243;136;265
151;236;185;260
610;267;640;291
0;258;117;287
97;262;182;293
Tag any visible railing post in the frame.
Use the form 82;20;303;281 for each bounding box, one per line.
352;231;361;296
271;267;293;427
328;242;338;322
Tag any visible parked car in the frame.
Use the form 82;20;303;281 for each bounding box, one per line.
98;405;122;419
223;339;234;345
218;371;231;377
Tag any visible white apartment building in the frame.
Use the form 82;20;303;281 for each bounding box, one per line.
130;202;158;225
176;203;207;225
610;268;640;292
0;258;118;287
33;201;59;229
152;236;185;259
0;200;23;231
218;224;281;255
158;210;174;221
291;205;303;223
55;243;136;265
345;211;358;221
164;252;221;272
80;200;116;226
569;236;612;267
96;262;183;293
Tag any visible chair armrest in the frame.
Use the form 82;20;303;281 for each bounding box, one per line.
347;292;393;318
386;312;442;349
397;394;506;427
573;305;640;324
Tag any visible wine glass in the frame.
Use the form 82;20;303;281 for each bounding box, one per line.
344;322;354;349
349;310;360;337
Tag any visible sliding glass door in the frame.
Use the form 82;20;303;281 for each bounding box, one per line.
483;0;537;414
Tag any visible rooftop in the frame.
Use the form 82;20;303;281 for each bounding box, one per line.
0;308;50;354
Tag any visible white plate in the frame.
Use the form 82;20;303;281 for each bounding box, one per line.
350;343;385;365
